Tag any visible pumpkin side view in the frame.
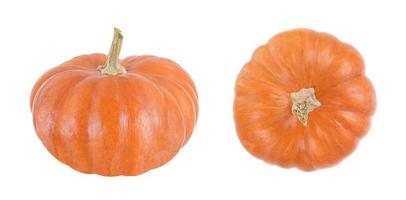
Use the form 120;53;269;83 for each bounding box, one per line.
233;28;376;171
30;28;198;176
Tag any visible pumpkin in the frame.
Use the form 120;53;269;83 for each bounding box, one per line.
233;29;376;171
30;28;198;176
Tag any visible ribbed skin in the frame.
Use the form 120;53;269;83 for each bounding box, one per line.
30;54;198;176
234;29;376;171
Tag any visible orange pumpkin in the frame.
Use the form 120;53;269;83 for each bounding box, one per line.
233;29;376;171
30;28;198;176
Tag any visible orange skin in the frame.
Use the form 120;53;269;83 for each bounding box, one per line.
234;29;376;171
30;54;198;176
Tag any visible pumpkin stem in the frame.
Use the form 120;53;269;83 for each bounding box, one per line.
99;27;127;75
290;88;321;126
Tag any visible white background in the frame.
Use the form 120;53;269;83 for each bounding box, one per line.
0;0;405;199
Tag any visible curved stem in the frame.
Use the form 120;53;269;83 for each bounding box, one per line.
99;27;126;75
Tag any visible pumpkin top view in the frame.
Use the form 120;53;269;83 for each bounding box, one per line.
233;28;376;171
30;28;198;176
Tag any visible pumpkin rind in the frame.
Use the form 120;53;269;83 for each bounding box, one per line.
233;29;376;171
31;54;198;176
